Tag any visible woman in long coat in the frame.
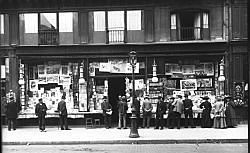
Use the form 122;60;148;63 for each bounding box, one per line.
200;96;212;128
213;96;227;129
224;96;237;128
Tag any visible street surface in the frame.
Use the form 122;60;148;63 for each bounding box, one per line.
2;144;248;153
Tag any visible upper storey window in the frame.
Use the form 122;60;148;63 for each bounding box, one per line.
171;10;209;41
19;12;79;45
89;10;143;44
0;14;9;46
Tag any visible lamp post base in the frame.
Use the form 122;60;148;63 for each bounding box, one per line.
129;115;139;138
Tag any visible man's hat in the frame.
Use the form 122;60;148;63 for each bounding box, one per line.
144;95;149;99
177;95;182;98
184;94;189;97
62;96;66;99
158;95;163;99
202;96;210;100
39;98;43;102
224;95;232;100
170;97;175;99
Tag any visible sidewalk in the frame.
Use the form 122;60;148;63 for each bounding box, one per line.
2;124;248;145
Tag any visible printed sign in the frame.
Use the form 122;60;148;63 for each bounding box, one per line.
180;79;197;91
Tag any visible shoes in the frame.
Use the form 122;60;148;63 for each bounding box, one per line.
123;127;128;129
117;127;121;129
61;128;64;130
147;127;150;129
177;127;180;129
160;127;164;130
184;126;188;128
191;126;196;128
168;127;173;129
141;127;144;128
65;128;71;130
154;127;159;129
40;130;46;132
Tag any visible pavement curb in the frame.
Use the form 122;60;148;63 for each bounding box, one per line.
2;139;248;145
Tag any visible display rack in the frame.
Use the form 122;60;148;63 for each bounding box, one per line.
148;79;163;112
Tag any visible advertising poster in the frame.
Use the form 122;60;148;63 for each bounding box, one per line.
30;80;38;91
180;79;197;91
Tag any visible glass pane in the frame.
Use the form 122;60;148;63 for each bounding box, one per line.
0;14;4;34
0;14;9;45
59;12;73;32
94;11;105;31
108;11;124;30
127;10;141;30
39;13;58;45
19;13;38;45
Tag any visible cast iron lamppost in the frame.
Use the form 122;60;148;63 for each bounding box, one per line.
129;50;139;138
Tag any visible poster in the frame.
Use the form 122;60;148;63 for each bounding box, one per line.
38;65;45;75
182;65;195;74
59;76;71;85
30;80;38;91
46;65;60;74
38;76;47;84
46;75;59;83
180;79;197;91
99;62;111;72
204;63;214;76
61;65;69;75
165;64;172;75
197;78;213;88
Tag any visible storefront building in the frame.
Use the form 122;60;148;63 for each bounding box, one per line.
0;0;248;124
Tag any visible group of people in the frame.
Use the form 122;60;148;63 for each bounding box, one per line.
101;94;238;130
5;89;237;132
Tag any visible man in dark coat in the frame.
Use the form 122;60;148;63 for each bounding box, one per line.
35;98;47;132
117;96;128;129
224;96;237;128
57;96;71;130
154;96;167;130
200;96;212;128
183;94;195;128
6;97;18;131
101;97;112;129
167;97;176;129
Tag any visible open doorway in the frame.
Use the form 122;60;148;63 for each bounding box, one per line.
108;77;126;125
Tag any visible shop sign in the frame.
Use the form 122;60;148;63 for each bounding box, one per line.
180;79;197;91
194;70;207;76
233;82;244;100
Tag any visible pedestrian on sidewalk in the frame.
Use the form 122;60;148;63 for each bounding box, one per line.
200;96;212;128
183;94;195;128
224;96;237;128
57;96;71;130
35;98;47;132
172;95;184;129
6;95;18;131
101;97;112;129
213;96;227;129
154;96;167;130
117;96;128;129
142;95;152;128
167;97;175;129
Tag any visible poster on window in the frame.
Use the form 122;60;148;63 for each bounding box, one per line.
38;65;45;76
38;76;47;84
126;63;139;73
46;75;59;83
109;59;127;73
197;78;213;88
61;65;69;76
30;80;38;91
99;62;111;72
46;65;60;75
59;76;71;85
182;65;195;74
180;79;197;91
165;64;172;75
204;63;214;76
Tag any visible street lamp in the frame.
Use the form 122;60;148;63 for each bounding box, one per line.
129;50;139;138
218;57;225;95
152;58;158;82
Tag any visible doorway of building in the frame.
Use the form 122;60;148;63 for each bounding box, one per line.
108;77;126;125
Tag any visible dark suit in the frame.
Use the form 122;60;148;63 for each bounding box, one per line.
101;101;112;128
155;100;167;129
35;102;47;131
6;102;18;130
57;100;68;129
200;100;212;128
132;98;141;128
183;98;195;127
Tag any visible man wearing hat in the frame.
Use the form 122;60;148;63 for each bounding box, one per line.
101;97;112;129
167;97;175;129
142;95;153;128
35;98;48;132
154;96;167;130
57;96;71;130
200;96;212;128
183;94;195;128
6;96;18;131
117;95;128;129
172;95;184;129
224;96;237;128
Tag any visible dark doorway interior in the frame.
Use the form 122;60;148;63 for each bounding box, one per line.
108;77;126;124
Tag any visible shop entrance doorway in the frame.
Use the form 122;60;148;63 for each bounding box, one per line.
108;77;126;125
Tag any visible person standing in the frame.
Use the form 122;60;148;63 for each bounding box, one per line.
154;96;167;130
35;98;47;132
167;97;175;129
142;96;152;128
172;95;184;129
213;96;227;129
132;96;141;128
6;96;18;131
224;96;237;128
117;96;128;129
101;97;112;129
183;94;195;128
200;96;212;128
57;96;71;130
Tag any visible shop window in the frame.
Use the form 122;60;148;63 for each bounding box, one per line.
90;11;106;43
19;13;38;45
170;10;210;41
39;13;58;45
0;14;9;46
59;12;79;44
